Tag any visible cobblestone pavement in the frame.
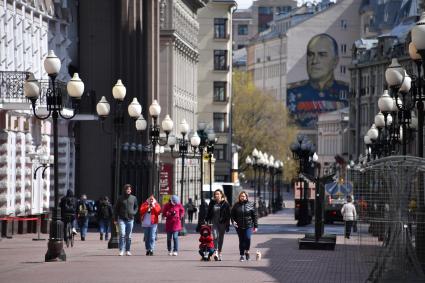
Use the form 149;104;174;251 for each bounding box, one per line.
0;199;370;283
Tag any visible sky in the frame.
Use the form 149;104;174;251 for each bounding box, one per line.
235;0;327;9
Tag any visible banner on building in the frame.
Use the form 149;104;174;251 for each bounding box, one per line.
159;163;173;195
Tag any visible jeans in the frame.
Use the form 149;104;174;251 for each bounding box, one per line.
345;220;354;238
188;211;194;223
199;247;215;258
143;224;158;251
98;219;111;239
78;217;89;238
236;227;253;255
212;223;227;252
118;218;134;252
167;231;179;252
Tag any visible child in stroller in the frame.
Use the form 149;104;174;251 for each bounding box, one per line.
198;224;215;261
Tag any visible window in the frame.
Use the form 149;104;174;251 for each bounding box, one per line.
258;6;273;15
213;82;227;102
214;144;226;160
340;44;347;54
214;50;228;70
340;65;346;74
213;113;227;132
340;19;347;30
238;24;248;35
237;44;245;49
214;18;227;39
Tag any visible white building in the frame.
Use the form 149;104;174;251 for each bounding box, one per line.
317;107;349;172
0;0;78;218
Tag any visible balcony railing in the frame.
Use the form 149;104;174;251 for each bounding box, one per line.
0;71;73;111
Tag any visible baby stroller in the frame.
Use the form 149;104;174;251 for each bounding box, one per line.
199;224;215;261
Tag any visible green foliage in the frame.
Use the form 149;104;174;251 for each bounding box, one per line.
232;71;299;182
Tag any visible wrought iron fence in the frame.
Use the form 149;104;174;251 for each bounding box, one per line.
347;156;425;282
0;71;73;109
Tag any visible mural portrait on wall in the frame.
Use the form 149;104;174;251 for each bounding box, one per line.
287;33;348;128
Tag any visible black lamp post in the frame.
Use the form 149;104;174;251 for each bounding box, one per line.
95;80;141;249
290;135;336;250
24;50;85;262
290;135;314;226
205;129;216;201
132;100;173;198
168;119;201;236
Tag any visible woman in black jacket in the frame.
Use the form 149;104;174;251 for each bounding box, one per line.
205;189;231;261
231;191;258;262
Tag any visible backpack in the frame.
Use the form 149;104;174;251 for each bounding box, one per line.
78;202;88;218
99;203;111;219
64;198;75;214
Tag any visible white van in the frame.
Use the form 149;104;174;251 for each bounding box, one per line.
202;182;241;204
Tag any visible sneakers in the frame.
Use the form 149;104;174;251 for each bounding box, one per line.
168;251;173;256
240;256;245;262
146;250;153;256
218;254;223;261
119;250;125;256
126;251;132;256
245;252;250;261
72;228;77;235
81;236;85;241
172;251;178;256
213;251;219;261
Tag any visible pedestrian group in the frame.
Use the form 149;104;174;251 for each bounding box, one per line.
59;185;258;262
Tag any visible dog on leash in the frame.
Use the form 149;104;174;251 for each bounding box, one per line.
256;250;262;261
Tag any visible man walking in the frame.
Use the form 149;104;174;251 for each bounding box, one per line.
114;184;138;256
77;194;92;241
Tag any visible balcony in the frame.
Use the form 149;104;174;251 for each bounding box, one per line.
0;71;78;115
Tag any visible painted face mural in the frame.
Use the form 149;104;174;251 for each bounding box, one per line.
287;33;348;128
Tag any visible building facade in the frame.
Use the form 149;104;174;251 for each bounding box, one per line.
0;0;78;220
232;0;297;50
197;0;236;187
158;0;207;203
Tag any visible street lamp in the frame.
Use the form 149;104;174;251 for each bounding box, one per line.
24;50;85;262
96;79;141;249
133;99;173;198
205;128;216;201
168;119;201;235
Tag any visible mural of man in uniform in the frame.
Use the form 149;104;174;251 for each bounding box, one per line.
287;33;348;128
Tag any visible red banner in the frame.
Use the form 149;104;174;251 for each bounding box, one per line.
159;163;173;195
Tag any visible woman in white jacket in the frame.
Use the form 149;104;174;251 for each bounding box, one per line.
341;196;357;239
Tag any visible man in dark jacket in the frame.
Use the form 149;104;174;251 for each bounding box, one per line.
77;194;92;241
114;184;138;256
60;189;77;240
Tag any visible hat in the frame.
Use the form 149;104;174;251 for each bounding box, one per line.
171;195;180;204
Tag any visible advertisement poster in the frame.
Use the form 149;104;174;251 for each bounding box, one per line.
160;163;173;195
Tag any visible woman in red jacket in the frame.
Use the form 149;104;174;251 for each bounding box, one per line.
139;195;161;256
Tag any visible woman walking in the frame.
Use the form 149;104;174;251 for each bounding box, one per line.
205;189;230;261
231;191;258;262
140;195;161;256
162;195;185;256
341;195;357;239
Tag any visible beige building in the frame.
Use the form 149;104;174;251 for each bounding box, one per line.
158;0;207;202
197;0;236;183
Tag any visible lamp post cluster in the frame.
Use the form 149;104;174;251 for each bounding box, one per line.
362;13;425;269
245;148;283;217
24;50;85;262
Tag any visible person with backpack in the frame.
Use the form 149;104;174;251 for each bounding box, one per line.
77;194;92;241
185;198;197;223
60;189;77;240
96;196;113;241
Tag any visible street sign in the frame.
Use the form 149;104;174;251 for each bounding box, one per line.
159;163;173;195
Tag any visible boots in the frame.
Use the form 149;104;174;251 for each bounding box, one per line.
100;233;104;240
